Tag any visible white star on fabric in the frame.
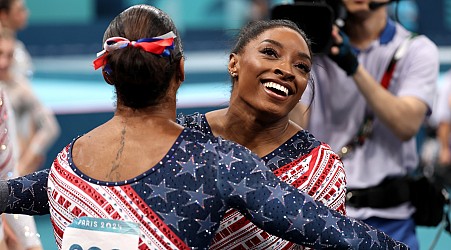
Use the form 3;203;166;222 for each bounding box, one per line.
178;140;188;152
201;139;217;155
249;210;271;225
159;209;185;229
266;155;284;167
185;184;214;207
345;232;364;248
196;214;216;234
21;202;37;213
176;155;205;178
218;149;241;171
20;177;37;193
319;210;341;231
286;210;312;235
367;229;381;247
229;178;255;198
7;189;21;209
266;184;290;205
291;138;306;150
250;157;269;177
145;179;177;203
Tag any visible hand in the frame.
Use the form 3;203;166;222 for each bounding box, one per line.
328;26;359;76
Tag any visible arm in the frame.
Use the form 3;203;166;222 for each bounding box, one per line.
352;65;428;141
16;79;60;175
435;79;451;166
329;28;438;141
437;121;451;166
18;107;60;175
216;143;408;249
0;169;50;215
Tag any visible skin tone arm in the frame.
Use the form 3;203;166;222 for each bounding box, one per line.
329;27;429;142
13;77;60;176
292;23;431;142
351;64;427;141
437;121;451;166
18;106;60;175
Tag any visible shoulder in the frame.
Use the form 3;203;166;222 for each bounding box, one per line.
409;35;438;55
394;25;438;59
392;29;439;73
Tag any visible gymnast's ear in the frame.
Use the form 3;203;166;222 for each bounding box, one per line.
228;53;238;73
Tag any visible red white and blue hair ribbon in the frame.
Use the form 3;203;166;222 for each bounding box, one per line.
93;31;177;70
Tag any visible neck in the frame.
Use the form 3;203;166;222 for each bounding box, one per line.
345;7;388;50
114;99;177;123
210;105;299;157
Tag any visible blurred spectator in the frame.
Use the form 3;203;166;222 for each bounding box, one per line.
0;0;60;176
0;5;59;248
435;71;451;166
292;1;439;249
0;72;42;250
249;0;270;21
0;0;32;78
430;70;451;187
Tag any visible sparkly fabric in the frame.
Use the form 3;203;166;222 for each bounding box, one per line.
4;169;50;215
6;128;403;249
178;113;347;249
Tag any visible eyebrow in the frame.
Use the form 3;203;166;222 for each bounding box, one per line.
261;39;312;64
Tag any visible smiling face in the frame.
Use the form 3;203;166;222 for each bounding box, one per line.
229;27;312;119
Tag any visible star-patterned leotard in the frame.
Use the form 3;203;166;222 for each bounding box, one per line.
2;128;407;249
178;113;347;249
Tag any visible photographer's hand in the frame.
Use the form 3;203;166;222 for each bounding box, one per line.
328;27;359;76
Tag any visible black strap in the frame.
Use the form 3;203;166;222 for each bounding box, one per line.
346;176;411;208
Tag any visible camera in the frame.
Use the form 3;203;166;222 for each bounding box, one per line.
271;0;345;54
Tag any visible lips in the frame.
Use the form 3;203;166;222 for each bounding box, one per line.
263;82;290;96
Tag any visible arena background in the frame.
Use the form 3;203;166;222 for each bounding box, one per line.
15;0;451;249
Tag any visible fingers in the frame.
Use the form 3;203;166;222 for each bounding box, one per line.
331;25;343;45
330;26;343;55
330;46;340;56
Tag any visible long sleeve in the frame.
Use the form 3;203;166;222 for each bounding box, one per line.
1;169;50;215
215;140;408;249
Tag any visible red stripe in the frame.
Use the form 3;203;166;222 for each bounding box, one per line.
51;157;106;218
381;63;396;89
113;185;189;250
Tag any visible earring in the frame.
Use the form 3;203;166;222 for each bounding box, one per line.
229;71;237;78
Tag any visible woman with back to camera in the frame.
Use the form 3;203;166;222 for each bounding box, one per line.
178;19;347;249
0;4;408;249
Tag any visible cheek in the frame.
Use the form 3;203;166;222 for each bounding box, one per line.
297;75;310;93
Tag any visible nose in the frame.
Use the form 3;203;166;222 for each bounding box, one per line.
274;63;295;82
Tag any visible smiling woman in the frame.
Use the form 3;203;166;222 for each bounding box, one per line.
177;19;347;250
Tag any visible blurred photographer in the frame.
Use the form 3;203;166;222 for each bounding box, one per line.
290;0;439;248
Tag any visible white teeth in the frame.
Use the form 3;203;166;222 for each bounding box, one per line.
263;82;289;96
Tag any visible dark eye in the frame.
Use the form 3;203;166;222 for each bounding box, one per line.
261;47;278;57
296;63;311;73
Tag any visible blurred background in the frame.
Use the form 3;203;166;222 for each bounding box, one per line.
15;0;451;249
